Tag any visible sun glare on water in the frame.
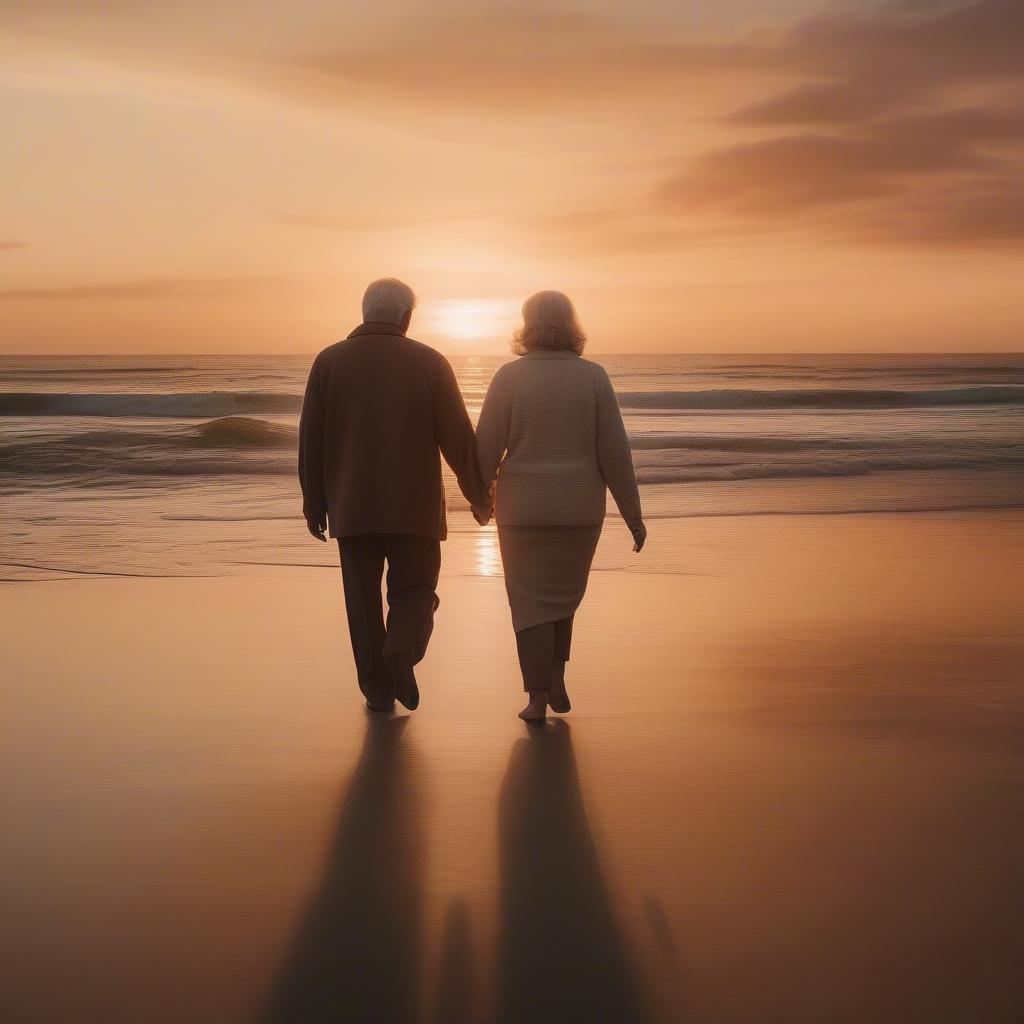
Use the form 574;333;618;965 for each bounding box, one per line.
475;524;501;577
427;298;520;342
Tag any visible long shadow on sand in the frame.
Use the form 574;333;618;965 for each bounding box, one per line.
259;715;423;1024
494;721;651;1024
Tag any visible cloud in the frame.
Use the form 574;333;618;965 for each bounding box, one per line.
661;0;1024;245
7;0;1024;251
274;9;772;114
669;105;1024;215
10;0;1019;117
278;208;494;231
510;205;703;254
0;277;273;300
665;136;901;216
0;240;29;251
275;0;1024;249
785;0;1024;84
729;82;906;125
856;179;1024;246
739;0;1024;125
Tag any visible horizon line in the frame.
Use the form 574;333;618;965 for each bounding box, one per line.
2;350;1024;358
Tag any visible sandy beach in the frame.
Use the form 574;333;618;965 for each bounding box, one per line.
2;510;1022;1024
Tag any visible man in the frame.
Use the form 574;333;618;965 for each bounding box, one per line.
299;278;490;713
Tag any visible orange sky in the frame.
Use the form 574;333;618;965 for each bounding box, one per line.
2;0;1022;354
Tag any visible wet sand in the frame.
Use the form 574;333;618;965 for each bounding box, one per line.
2;511;1022;1023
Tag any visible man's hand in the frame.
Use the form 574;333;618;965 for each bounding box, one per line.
306;513;328;542
630;521;647;553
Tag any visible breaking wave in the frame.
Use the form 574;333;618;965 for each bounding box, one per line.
192;416;295;447
0;417;296;478
0;414;1019;484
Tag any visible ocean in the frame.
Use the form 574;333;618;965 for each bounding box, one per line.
2;353;1022;582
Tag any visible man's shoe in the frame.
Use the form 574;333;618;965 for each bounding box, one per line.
383;643;420;711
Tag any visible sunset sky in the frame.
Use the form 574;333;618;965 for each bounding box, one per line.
2;0;1022;354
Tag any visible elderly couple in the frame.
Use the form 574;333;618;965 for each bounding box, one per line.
299;278;646;722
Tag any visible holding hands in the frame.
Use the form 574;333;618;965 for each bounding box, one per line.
472;483;495;527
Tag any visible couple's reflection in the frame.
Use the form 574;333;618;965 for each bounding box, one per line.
260;718;648;1024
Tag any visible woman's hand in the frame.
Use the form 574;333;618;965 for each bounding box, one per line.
630;521;647;553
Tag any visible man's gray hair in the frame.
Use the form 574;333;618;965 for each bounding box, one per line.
362;278;417;326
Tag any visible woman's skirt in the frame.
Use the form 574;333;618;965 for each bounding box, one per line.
497;523;603;633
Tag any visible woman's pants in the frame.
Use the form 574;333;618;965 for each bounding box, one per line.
514;616;574;692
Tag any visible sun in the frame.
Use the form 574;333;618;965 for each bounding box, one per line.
426;298;520;342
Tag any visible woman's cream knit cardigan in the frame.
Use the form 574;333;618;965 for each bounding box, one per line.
475;350;643;530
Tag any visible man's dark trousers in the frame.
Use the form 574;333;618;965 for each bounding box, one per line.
337;534;441;703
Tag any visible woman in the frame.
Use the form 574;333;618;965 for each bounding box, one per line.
476;291;646;722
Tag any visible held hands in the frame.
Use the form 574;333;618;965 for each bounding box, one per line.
472;483;496;527
306;513;328;542
630;521;647;553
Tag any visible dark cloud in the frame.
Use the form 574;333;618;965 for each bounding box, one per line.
729;81;907;125
724;0;1024;127
663;105;1024;217
665;136;902;216
786;0;1024;83
668;0;1024;245
857;180;1024;246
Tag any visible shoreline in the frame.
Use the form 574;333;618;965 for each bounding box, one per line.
3;503;1023;585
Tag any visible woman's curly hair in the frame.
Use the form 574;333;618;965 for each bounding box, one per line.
512;290;587;356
